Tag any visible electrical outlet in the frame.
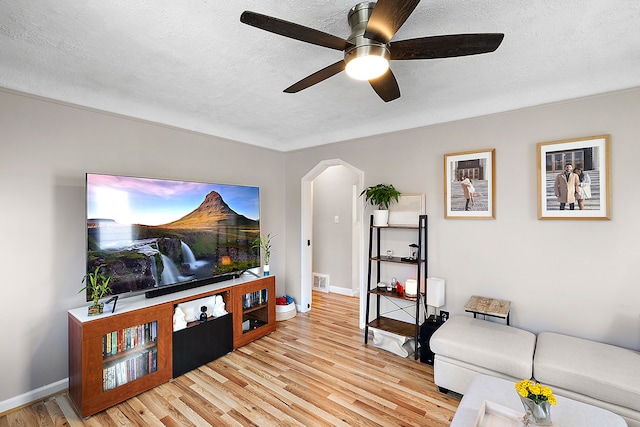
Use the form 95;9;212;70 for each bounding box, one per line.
440;311;450;322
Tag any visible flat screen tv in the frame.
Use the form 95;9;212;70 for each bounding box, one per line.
86;173;261;299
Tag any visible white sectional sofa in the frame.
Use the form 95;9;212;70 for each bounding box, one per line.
430;315;640;427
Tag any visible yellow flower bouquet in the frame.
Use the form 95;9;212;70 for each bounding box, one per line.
515;379;556;425
515;379;557;405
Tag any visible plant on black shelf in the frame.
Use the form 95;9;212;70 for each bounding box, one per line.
360;183;401;209
360;183;401;226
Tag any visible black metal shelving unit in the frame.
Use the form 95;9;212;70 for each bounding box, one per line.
364;214;427;360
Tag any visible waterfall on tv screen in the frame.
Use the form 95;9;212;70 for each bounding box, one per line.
181;241;197;268
160;254;182;285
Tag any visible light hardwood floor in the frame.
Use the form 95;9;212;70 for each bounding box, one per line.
1;291;460;426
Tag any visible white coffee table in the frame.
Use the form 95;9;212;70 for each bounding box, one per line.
451;374;627;426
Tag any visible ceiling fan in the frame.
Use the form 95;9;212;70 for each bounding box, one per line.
240;0;504;102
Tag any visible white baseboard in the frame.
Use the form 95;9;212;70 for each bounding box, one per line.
0;378;68;414
328;286;358;297
303;287;358;312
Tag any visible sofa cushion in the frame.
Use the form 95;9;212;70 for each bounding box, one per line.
534;332;640;412
430;315;536;380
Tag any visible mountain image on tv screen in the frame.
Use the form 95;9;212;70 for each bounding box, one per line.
86;174;260;300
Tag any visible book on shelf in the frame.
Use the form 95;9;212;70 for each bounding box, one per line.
105;334;111;356
111;332;117;355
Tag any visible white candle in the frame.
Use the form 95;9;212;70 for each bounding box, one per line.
405;279;418;296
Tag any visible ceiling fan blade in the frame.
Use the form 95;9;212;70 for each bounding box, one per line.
369;69;401;102
390;33;505;60
241;11;350;51
364;0;421;43
284;61;346;93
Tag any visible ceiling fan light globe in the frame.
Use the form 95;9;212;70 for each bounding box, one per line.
345;55;389;80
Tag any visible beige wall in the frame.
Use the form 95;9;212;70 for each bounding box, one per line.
285;87;640;350
0;89;285;405
1;85;639;410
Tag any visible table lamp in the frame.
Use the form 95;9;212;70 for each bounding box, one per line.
426;277;445;322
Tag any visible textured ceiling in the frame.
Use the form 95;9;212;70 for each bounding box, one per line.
1;1;639;151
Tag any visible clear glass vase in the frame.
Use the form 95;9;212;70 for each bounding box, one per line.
519;396;552;425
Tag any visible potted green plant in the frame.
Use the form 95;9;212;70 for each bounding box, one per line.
360;183;401;226
79;265;112;316
253;233;274;276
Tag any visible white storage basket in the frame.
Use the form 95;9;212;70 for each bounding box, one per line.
275;302;296;321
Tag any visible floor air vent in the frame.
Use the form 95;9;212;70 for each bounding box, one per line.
312;273;330;293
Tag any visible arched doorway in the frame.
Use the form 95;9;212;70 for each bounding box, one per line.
300;159;365;326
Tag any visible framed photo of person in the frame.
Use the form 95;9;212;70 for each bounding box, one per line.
444;149;495;219
537;134;611;220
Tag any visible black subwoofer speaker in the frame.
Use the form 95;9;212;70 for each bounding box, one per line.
419;317;443;365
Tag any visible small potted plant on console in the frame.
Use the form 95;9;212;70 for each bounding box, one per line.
253;233;274;276
360;183;401;226
79;265;112;316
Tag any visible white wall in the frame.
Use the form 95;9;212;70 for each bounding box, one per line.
0;89;286;405
285;88;640;351
312;165;359;293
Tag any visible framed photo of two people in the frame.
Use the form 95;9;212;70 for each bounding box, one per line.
537;134;611;220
